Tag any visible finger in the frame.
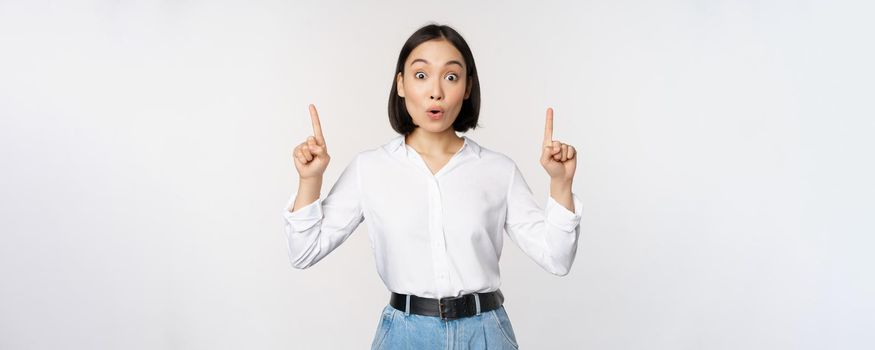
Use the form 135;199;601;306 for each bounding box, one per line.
307;136;326;155
296;149;308;164
300;143;314;161
543;107;553;146
551;140;562;155
308;143;325;156
296;146;309;162
309;104;325;145
542;144;554;162
568;146;575;160
560;144;568;162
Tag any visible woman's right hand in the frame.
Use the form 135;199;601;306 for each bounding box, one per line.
292;104;330;179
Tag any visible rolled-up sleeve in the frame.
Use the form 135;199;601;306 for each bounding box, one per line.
281;154;365;269
504;164;583;276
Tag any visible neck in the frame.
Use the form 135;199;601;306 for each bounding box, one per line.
404;128;464;157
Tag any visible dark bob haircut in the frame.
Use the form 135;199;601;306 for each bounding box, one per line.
388;23;481;135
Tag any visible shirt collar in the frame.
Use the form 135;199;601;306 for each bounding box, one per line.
384;134;481;159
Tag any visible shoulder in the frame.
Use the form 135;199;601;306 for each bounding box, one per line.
478;145;514;164
466;136;516;167
348;135;404;163
463;137;522;185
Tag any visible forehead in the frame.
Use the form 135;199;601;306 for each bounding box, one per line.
406;39;464;67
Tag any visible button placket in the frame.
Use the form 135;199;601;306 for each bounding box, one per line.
427;177;451;291
403;142;459;294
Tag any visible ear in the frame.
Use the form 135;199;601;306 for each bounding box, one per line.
464;76;472;99
396;72;405;98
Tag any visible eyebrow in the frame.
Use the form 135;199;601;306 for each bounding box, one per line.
410;58;464;69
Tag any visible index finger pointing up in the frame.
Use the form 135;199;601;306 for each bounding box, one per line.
543;107;554;145
309;104;325;145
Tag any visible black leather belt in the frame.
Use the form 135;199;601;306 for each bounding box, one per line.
389;289;504;321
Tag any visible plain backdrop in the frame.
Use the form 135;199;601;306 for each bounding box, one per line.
1;0;873;349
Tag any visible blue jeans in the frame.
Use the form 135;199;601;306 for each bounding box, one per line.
370;303;520;349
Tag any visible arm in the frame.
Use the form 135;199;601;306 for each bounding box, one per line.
504;164;583;276
282;104;363;269
550;178;574;213
282;155;364;269
289;177;322;212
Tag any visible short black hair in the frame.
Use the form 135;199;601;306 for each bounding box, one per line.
388;23;481;136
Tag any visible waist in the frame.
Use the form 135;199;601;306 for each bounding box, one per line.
389;289;505;320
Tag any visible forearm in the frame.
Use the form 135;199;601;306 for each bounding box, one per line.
549;178;574;213
289;177;323;212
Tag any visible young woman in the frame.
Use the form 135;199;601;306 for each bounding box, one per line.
283;23;582;349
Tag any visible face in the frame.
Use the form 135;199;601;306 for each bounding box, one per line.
396;39;472;133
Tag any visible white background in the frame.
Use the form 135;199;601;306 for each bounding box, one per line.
1;0;873;349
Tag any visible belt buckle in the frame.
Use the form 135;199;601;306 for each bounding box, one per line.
438;296;462;321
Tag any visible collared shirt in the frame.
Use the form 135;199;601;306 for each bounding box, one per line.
282;135;583;298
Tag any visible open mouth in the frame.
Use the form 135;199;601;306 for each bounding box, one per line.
427;106;444;119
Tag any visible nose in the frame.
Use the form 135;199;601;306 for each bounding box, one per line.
430;80;443;101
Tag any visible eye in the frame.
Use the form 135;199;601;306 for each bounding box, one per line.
415;72;426;79
446;73;459;81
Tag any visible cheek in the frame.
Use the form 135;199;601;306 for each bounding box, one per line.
403;98;418;116
447;85;467;103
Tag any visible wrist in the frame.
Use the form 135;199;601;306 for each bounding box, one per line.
299;176;323;184
550;178;572;190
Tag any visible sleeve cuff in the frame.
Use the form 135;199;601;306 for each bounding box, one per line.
545;192;583;232
282;192;324;232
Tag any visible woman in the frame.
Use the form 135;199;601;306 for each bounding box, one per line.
283;23;582;349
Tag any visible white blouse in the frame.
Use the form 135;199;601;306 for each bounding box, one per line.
282;135;583;299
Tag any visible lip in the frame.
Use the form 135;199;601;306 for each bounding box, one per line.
426;106;444;120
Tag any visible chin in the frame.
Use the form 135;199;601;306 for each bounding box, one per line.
413;116;455;132
424;126;452;133
414;124;445;133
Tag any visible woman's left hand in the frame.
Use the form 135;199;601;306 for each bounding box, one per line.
540;107;577;182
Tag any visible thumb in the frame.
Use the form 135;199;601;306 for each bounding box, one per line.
541;144;555;163
308;143;325;156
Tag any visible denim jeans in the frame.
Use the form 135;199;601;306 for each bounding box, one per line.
370;303;520;349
